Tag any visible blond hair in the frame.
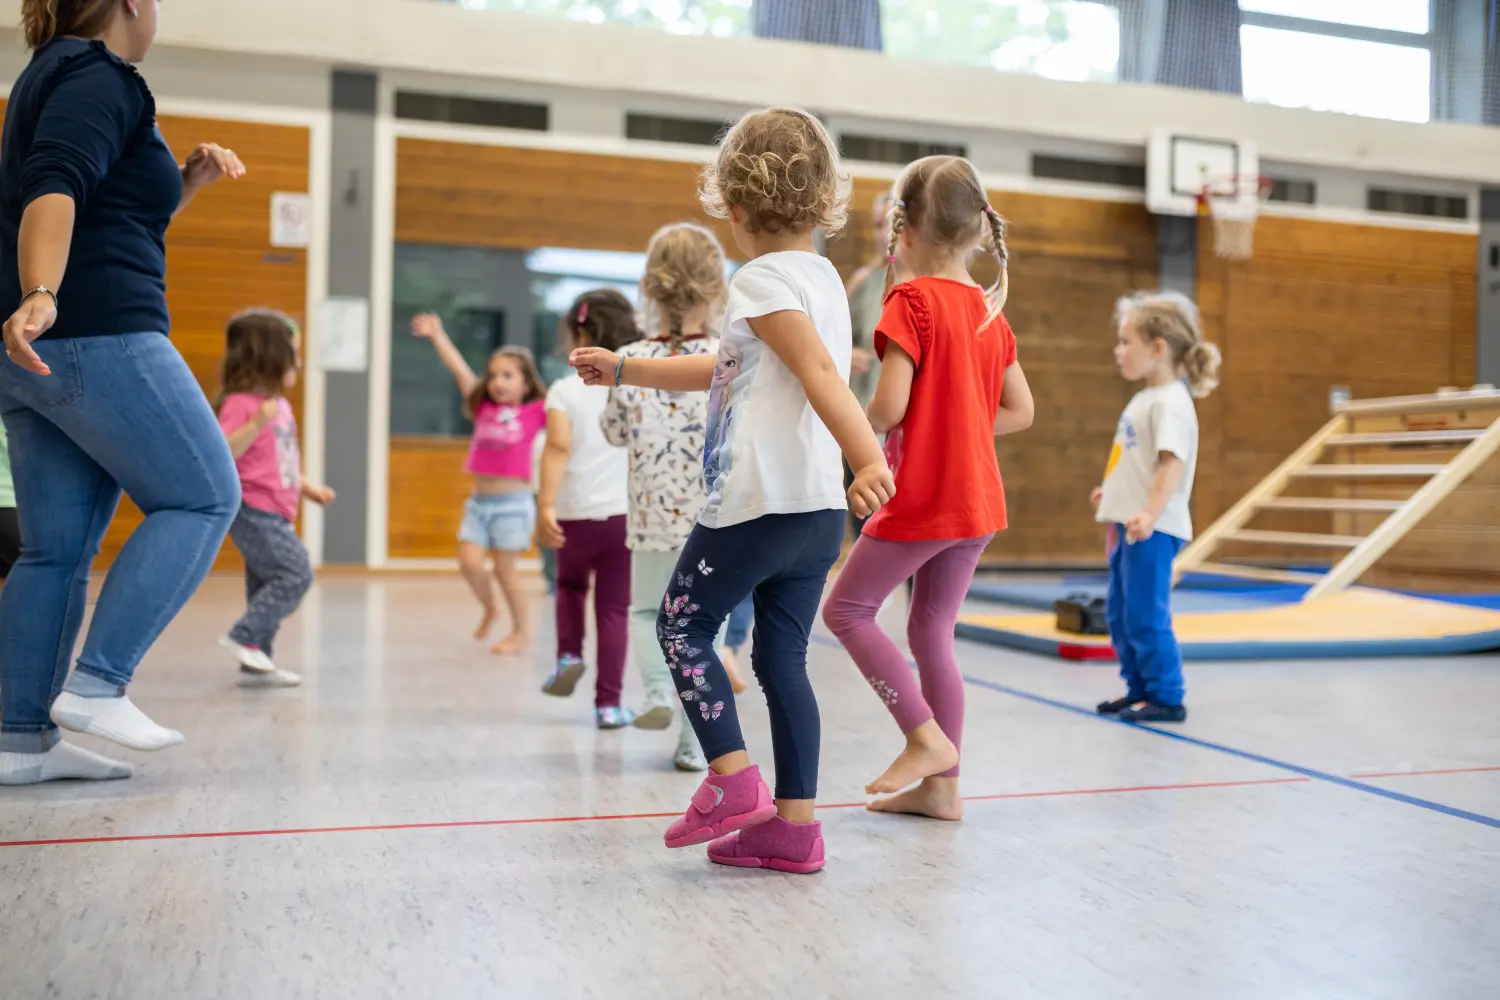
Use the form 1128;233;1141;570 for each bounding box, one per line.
20;0;117;49
700;107;850;236
1115;290;1222;398
887;156;1009;331
641;222;727;355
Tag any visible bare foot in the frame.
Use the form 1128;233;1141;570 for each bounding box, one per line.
865;720;959;795
868;776;963;821
491;632;533;655
474;607;500;640
722;647;748;694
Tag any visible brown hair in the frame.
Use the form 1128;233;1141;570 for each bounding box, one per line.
641;222;726;355
464;345;546;419
700;107;850;236
561;288;642;353
887;155;1010;331
21;0;118;49
219;309;299;407
1115;290;1222;398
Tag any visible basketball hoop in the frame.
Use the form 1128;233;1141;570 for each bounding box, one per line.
1198;175;1271;261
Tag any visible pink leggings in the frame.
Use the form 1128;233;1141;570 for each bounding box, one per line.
822;533;992;778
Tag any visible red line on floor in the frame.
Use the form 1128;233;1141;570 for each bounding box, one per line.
1348;765;1500;779
0;775;1310;849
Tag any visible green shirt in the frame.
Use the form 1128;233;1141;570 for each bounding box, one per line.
0;421;14;508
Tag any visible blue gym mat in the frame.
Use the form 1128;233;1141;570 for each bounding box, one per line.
967;575;1309;613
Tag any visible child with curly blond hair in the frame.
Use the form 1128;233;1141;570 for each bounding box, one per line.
571;107;892;874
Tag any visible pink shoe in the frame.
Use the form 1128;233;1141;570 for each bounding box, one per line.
707;816;825;874
663;765;776;849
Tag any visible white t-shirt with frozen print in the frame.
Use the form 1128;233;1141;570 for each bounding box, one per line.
699;251;852;529
1096;380;1199;541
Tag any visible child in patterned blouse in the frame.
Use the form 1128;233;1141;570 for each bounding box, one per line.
600;222;743;772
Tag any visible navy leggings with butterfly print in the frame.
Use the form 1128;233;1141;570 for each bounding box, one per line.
657;510;844;800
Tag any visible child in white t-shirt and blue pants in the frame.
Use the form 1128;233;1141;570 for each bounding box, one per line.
1093;291;1221;725
571;107;892;875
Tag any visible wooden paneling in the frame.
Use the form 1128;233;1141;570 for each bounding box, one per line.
1196;214;1478;575
388;436;475;559
96;116;311;570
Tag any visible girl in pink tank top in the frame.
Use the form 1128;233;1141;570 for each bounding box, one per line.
412;314;547;655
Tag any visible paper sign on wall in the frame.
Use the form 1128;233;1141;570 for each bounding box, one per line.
318;297;369;373
270;192;312;248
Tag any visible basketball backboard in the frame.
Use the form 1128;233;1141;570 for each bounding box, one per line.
1146;129;1259;217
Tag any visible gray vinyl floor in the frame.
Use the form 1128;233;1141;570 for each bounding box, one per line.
1;574;1497;1000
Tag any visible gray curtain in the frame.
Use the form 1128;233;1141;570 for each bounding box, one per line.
1156;0;1243;94
752;0;882;51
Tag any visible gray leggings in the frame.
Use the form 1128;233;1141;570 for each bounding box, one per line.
227;505;313;658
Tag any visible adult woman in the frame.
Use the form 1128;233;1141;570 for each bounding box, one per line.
0;0;246;785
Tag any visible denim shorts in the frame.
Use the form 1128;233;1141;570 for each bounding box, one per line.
458;491;536;552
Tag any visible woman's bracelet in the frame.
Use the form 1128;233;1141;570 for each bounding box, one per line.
613;357;625;387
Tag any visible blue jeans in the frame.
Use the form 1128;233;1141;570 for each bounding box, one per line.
658;511;843;800
1105;526;1186;707
724;595;753;650
0;333;240;752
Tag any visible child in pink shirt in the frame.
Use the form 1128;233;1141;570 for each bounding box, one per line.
412;314;548;653
217;311;335;686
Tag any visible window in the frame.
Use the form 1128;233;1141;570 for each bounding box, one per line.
1238;1;1432;123
451;0;752;36
882;0;1121;83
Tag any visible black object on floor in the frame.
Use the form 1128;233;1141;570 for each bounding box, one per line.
1055;593;1109;635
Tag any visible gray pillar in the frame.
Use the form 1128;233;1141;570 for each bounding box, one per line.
1157;214;1197;298
1478;189;1500;386
323;70;377;564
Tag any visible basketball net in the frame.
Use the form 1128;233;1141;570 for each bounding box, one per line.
1198;175;1270;261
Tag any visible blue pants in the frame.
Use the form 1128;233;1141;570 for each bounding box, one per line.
658;511;843;800
1106;526;1186;707
0;333;240;752
724;595;753;650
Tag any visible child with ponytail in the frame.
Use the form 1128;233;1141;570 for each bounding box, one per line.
600;222;737;771
824;156;1033;821
1092;291;1221;724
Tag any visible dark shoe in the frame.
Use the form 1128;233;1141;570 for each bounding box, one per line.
1096;695;1142;715
1118;701;1187;724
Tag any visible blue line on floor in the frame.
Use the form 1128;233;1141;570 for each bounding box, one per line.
807;634;1500;830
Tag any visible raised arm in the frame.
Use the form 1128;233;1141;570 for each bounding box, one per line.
748;310;893;517
411;313;481;398
570;347;715;393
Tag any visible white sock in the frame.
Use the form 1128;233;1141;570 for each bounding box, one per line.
0;740;134;785
50;692;185;752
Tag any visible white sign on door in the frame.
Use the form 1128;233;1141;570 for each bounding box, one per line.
318;297;369;373
270;192;312;248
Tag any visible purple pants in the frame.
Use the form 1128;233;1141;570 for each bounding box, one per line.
555;515;630;708
823;533;992;778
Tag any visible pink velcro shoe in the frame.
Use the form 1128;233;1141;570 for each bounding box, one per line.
707;816;825;874
663;765;776;849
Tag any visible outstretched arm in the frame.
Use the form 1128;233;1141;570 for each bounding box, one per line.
570;346;715;392
412;313;481;397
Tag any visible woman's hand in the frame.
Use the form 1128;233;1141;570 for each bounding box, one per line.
182;143;246;188
570;347;621;387
3;293;55;375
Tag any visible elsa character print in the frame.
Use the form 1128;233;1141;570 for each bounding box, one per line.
702;342;742;490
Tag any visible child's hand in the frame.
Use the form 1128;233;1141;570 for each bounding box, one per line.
848;461;896;519
570;347;621;387
411;313;446;341
1090;486;1103;509
304;485;336;506
538;507;566;549
257;398;281;425
1125;512;1155;543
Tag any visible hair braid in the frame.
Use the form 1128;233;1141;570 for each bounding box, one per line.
883;202;907;296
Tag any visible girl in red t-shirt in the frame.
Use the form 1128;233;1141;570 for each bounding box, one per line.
824;156;1035;821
